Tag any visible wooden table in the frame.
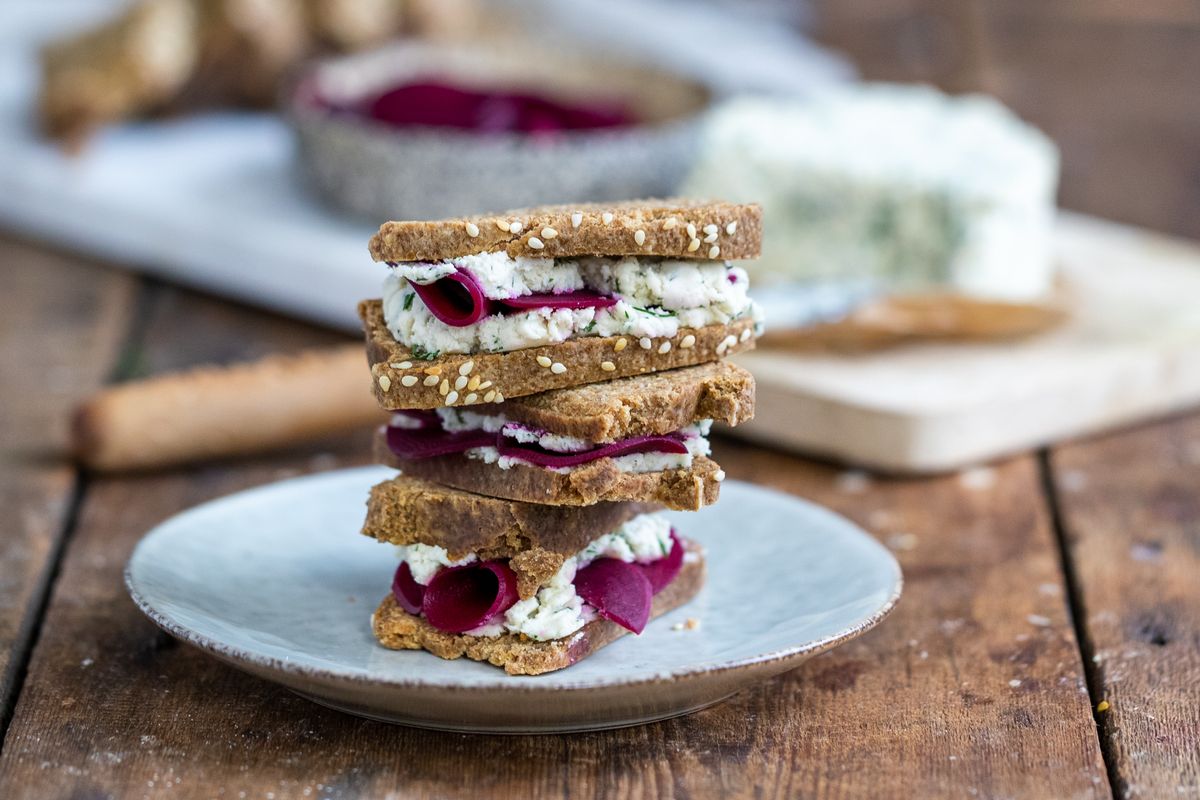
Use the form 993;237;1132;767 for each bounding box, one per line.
0;235;1197;799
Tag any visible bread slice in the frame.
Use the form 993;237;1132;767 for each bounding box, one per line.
374;432;723;510
492;361;754;442
360;299;757;410
371;541;706;675
368;199;761;262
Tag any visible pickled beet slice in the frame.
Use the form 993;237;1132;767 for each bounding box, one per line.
496;434;688;469
408;267;496;326
638;530;685;594
499;291;618;311
391;561;426;614
422;561;519;634
386;424;496;459
573;558;653;634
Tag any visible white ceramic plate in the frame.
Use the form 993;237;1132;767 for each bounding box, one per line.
126;466;902;733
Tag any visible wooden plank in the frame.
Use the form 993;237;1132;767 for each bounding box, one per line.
0;236;136;725
0;270;1110;800
1050;414;1200;798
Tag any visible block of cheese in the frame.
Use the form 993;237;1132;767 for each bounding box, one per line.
681;85;1060;304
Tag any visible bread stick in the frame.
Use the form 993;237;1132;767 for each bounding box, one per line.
72;344;386;472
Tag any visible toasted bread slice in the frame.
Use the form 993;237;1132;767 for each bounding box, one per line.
361;300;756;410
368;199;761;263
372;540;705;675
374;432;723;510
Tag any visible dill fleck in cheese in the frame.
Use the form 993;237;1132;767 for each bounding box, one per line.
682;85;1060;302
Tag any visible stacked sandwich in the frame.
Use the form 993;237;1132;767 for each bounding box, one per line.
357;200;763;674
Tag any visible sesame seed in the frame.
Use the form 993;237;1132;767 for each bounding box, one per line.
703;224;718;235
401;375;418;387
601;361;616;371
425;366;442;375
493;392;505;403
459;361;474;375
723;334;738;349
464;393;479;404
716;342;727;355
602;212;614;224
740;328;752;342
658;341;671;354
687;238;701;252
614;337;628;352
509;221;523;234
454;375;468;391
550;362;567;374
639;337;652;350
423;375;439;387
484;390;497;402
680;334;696;349
541;227;557;239
686;223;696;238
445;390;459;405
536;355;552;368
527;237;545;250
571;212;583;228
634;229;646;246
467;375;481;391
477;380;493;389
377;375;391;391
708;245;720;259
398;361;413;369
496;219;511;232
704;232;718;243
663;217;678;230
714;469;726;482
439;379;450;396
465;222;480;238
726;221;737;235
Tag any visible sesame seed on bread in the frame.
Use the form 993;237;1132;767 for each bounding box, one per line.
368;199;762;262
374;431;725;510
360;299;757;410
371;540;705;675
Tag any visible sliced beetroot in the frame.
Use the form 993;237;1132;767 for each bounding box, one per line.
572;558;653;634
408;267;496;327
496;434;688;469
391;561;425;615
499;291;618;311
422;560;520;633
638;530;685;594
386;424;496;459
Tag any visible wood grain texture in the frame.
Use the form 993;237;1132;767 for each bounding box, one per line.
0;237;135;722
1050;416;1200;799
0;259;1111;800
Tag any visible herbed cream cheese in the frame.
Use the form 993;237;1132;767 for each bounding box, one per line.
382;254;756;355
396;514;675;641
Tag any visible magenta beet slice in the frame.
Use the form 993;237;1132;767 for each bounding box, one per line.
573;558;653;634
496;434;688;469
391;562;425;614
386;424;496;459
408;267;496;327
422;561;519;634
638;530;685;594
499;291;618;311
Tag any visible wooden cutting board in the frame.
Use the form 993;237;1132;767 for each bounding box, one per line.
731;212;1200;473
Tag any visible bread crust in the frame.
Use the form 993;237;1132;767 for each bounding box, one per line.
371;542;706;675
374;431;722;510
368;199;761;262
360;299;757;410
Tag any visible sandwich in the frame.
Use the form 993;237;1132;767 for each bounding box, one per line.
360;199;764;409
366;475;705;675
373;361;754;510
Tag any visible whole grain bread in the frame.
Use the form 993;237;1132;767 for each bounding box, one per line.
361;299;757;410
374;432;723;509
494;361;754;442
371;541;705;675
368;199;761;262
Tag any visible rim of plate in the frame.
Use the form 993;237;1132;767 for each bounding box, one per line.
125;467;903;694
